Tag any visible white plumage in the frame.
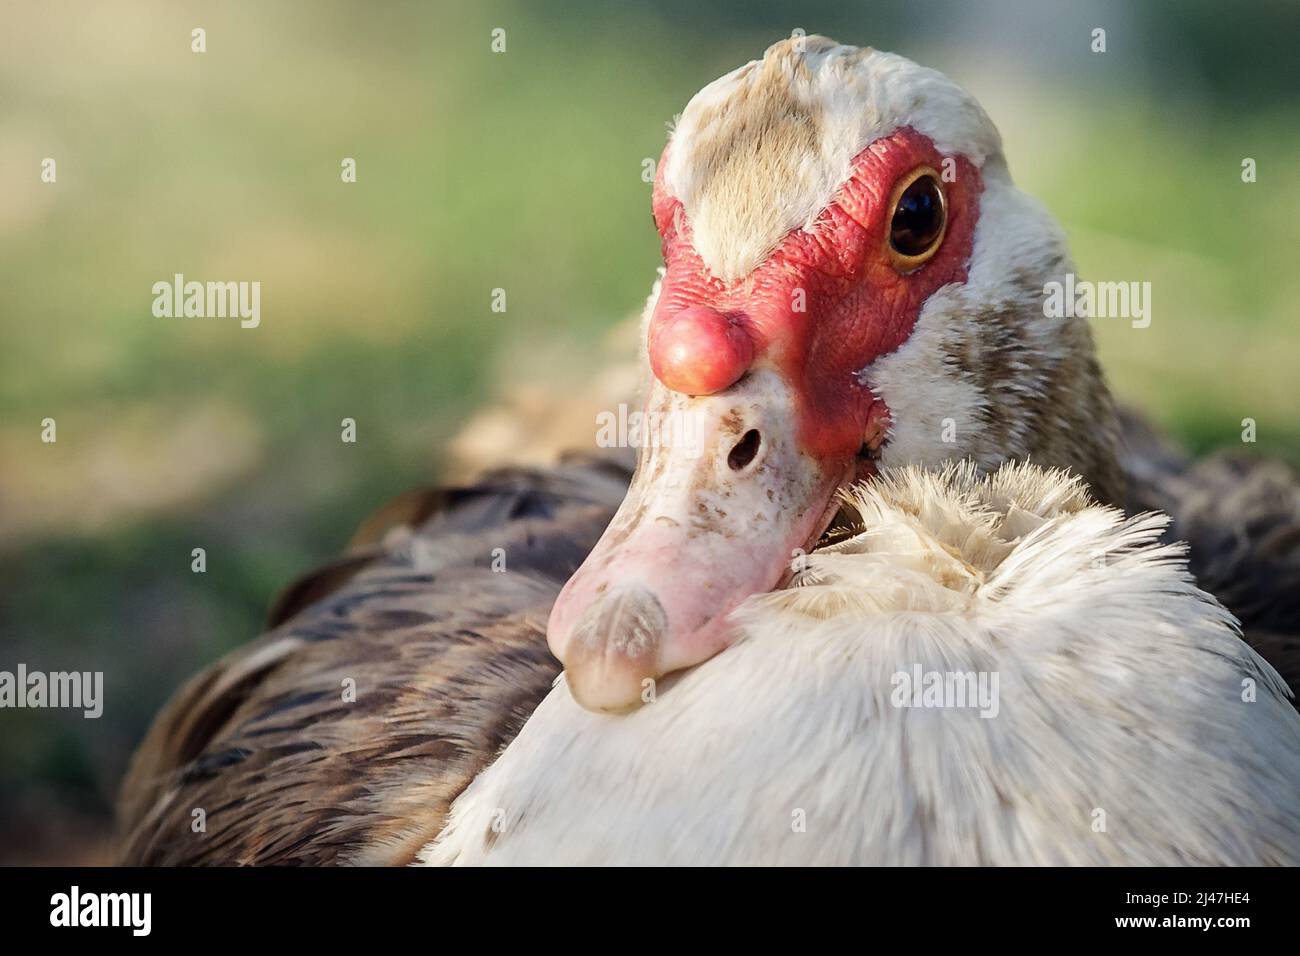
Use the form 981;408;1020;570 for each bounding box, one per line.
425;462;1300;865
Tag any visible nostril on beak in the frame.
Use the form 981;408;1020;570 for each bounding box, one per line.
727;429;762;471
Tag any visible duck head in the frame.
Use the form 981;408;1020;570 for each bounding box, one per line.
548;36;1124;711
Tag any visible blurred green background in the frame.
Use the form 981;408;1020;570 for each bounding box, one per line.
1;0;1297;863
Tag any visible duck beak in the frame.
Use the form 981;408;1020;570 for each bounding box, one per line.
547;367;853;712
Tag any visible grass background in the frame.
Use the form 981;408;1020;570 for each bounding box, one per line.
1;0;1297;862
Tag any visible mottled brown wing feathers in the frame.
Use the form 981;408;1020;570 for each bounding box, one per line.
117;457;629;865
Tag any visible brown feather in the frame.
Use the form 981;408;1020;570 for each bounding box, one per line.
116;457;630;865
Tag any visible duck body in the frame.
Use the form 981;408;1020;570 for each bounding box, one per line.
425;463;1300;866
117;455;1300;866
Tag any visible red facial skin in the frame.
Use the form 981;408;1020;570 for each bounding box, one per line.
650;127;982;462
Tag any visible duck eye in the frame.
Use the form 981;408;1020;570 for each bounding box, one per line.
887;167;947;272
